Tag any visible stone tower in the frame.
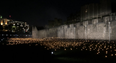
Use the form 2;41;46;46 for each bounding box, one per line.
81;0;111;22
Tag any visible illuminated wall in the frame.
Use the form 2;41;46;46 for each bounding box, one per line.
32;0;116;40
0;19;9;25
32;13;116;40
1;20;3;25
0;19;30;32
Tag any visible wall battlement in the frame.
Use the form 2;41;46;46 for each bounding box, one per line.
32;13;116;40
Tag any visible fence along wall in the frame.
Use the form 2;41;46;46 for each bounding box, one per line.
32;15;116;40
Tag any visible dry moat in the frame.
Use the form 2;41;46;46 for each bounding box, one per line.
1;38;116;63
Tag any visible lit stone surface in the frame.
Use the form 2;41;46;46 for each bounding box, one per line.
32;18;116;40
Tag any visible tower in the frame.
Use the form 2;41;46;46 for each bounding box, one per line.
81;0;112;22
100;0;111;17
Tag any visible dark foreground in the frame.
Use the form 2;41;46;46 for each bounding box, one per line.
0;42;52;63
0;41;116;63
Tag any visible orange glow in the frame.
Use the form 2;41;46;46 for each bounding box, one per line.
1;22;3;25
5;22;7;25
111;54;113;56
6;38;116;58
105;55;107;58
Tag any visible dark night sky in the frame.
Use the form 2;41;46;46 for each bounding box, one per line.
0;0;115;27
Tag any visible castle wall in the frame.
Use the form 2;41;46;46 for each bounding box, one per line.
110;21;116;40
32;15;116;40
32;26;39;38
81;0;111;21
38;30;47;38
57;25;64;38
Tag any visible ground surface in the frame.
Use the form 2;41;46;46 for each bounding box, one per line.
0;40;116;63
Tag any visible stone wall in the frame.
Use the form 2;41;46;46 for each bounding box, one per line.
32;14;116;40
81;0;111;21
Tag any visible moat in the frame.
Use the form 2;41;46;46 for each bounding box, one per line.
0;38;116;63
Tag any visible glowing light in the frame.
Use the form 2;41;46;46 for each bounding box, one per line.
1;22;3;25
105;55;107;58
51;52;53;54
106;51;108;54
70;48;72;50
111;54;113;56
114;49;116;51
7;38;116;59
97;53;99;54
